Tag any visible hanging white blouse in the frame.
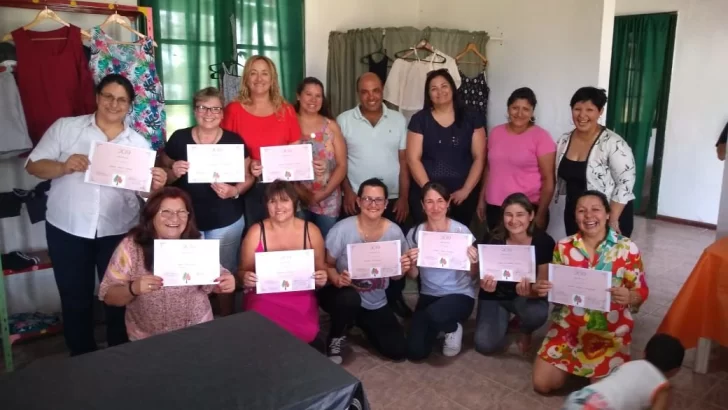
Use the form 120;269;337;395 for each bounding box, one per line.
383;50;461;112
0;70;32;159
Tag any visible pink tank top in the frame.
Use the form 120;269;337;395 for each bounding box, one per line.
243;221;319;343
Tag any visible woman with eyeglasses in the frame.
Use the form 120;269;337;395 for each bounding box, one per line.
25;74;168;355
318;178;411;364
99;187;236;341
160;87;253;317
406;69;487;226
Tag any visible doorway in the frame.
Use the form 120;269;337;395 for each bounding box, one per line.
606;12;678;217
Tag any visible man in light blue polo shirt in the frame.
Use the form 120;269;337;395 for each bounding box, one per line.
336;72;412;317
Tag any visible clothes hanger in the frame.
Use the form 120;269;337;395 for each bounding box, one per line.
209;60;243;80
394;38;446;64
100;11;158;47
455;41;488;66
360;29;392;64
1;7;91;43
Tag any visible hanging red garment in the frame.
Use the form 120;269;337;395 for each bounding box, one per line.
12;25;97;147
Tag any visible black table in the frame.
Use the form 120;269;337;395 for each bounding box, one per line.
0;312;369;410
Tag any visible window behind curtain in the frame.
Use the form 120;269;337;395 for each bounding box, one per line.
141;0;305;136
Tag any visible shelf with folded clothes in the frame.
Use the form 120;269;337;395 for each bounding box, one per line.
2;250;52;277
7;312;62;345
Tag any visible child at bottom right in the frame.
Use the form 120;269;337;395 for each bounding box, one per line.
562;333;685;410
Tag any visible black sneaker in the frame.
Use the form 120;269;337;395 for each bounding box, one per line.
328;336;346;365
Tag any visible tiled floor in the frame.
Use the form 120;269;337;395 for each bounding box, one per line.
4;217;728;409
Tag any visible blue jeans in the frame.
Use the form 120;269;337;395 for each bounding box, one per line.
407;293;475;361
201;216;245;273
303;209;337;238
474;297;549;354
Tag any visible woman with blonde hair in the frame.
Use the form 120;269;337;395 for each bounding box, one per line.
221;55;303;227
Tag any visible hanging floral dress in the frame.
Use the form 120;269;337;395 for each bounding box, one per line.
537;229;649;379
88;26;166;150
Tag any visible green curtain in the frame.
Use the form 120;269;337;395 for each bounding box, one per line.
326;27;489;117
606;13;677;212
139;0;304;134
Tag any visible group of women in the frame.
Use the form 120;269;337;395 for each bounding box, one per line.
27;53;647;395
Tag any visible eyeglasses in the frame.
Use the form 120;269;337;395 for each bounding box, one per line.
99;93;130;106
360;196;386;206
160;209;190;219
195;105;223;114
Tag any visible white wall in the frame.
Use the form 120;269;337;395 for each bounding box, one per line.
0;0;138;314
616;0;728;224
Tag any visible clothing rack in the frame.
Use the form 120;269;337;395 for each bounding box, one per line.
0;0;155;41
0;0;156;374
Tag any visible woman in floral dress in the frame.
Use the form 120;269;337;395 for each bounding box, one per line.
531;190;649;394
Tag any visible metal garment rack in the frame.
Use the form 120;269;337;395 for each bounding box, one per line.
0;0;155;373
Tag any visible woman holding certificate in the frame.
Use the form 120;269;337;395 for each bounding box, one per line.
240;181;328;346
161;87;253;316
474;193;554;355
403;182;479;360
98;187;236;340
532;191;649;394
221;56;303;228
321;178;411;364
25;74;167;356
406;69;486;226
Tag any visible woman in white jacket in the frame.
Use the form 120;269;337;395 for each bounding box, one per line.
554;87;636;237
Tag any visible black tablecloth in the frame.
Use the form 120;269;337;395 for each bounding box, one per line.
0;312;369;410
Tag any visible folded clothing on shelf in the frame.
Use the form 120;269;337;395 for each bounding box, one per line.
8;312;61;335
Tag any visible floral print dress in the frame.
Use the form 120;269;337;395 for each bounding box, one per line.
537;229;648;379
88;26;166;150
302;119;340;218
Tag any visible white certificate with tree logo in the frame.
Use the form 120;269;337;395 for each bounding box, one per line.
548;264;612;312
186;144;246;183
254;249;315;294
259;144;314;182
478;244;536;283
416;231;473;271
154;239;220;286
347;240;402;279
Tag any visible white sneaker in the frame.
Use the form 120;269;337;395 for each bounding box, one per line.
443;323;463;357
327;336;346;365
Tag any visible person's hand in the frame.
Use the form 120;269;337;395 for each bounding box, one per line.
63;154;90;174
312;159;327;177
250;160;262;178
467;246;478;264
242;271;257;288
343;188;358;216
333;270;352;288
718;143;726;161
476;199;486;222
400;254;412;273
608;219;621;234
213;274;236;294
533;279;552;298
451;188;471;205
392;198;409;224
171;160;189;178
132;275;163;295
405;248;419;266
150;167;168;190
480;275;497;292
314;270;328;287
211;183;238;199
610;286;630;305
534;211;548;230
515;277;531;297
311;190;328;205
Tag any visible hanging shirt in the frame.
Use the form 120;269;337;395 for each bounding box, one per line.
26;114;151;239
383;50;461;113
220;62;241;106
458;70;489;128
0;71;32;158
368;55;390;85
88;26;166;151
11;25;97;147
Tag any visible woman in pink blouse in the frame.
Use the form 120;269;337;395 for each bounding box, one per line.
477;88;556;230
99;187;235;341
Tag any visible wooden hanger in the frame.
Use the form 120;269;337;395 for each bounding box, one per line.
100;11;158;47
394;39;446;64
1;7;91;43
455;42;488;66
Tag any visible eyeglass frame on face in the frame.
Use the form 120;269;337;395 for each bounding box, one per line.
99;92;131;106
194;105;223;115
159;209;190;220
360;196;387;207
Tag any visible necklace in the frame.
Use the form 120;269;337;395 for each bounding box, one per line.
193;127;221;144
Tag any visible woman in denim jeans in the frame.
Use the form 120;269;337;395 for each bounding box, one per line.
474;193;554;355
161;87;254;316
